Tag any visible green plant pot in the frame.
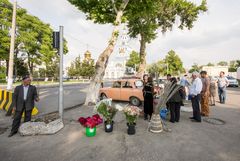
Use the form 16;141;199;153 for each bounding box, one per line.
86;127;96;137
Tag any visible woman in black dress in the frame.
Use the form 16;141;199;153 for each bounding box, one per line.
143;76;154;120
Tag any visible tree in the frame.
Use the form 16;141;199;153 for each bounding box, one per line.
126;50;140;71
217;61;228;66
189;63;202;73
0;0;12;75
0;0;68;79
68;0;130;105
206;62;214;66
81;60;95;79
228;60;240;72
164;50;185;75
126;0;207;74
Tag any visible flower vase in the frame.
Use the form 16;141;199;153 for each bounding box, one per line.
127;123;136;135
86;127;96;137
104;121;113;133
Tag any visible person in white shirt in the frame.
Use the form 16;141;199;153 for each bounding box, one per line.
189;72;203;122
217;71;229;104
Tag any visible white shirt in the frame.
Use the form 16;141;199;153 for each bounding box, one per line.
189;77;202;96
218;77;228;88
23;85;29;101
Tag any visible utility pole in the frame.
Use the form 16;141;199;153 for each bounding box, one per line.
7;1;17;90
59;26;64;120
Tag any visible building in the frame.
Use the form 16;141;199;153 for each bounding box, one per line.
202;66;228;77
104;27;130;79
83;50;94;64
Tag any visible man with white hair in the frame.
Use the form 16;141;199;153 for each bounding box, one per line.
189;71;203;122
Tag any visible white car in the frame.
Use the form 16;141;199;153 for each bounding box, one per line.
226;76;239;87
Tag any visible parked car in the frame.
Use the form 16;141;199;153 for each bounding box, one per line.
99;79;144;106
226;76;239;87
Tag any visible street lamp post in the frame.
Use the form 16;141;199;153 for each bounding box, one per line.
7;0;17;90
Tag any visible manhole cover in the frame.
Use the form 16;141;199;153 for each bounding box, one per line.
0;127;8;135
203;118;226;125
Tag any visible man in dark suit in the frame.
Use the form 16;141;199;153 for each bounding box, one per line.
8;76;39;137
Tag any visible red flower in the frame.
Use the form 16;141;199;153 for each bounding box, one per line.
78;117;87;127
78;114;103;128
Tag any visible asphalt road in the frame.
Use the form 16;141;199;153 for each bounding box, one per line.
36;84;88;115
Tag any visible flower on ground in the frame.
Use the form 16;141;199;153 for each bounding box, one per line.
78;114;103;128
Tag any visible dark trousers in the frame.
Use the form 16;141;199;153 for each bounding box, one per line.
11;103;32;133
191;94;201;122
169;102;181;122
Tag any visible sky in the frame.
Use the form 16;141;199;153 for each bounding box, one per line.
13;0;240;69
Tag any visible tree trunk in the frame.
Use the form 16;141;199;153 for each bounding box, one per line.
84;10;124;105
137;34;147;77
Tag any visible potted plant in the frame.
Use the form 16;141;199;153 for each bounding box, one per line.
78;114;103;137
96;102;118;133
123;106;141;135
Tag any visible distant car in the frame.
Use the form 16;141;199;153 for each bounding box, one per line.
99;79;144;106
226;76;239;87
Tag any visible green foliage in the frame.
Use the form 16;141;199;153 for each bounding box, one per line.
189;63;202;73
68;0;124;24
96;102;118;124
217;61;228;66
14;58;29;78
228;60;240;72
0;0;12;60
164;50;185;75
206;62;214;66
67;55;95;78
0;65;6;82
126;51;140;70
125;0;207;71
147;60;165;77
0;0;68;77
81;60;95;78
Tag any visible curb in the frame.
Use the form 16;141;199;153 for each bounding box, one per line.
35;102;85;119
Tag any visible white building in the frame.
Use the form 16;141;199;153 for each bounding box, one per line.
104;27;130;80
202;66;228;77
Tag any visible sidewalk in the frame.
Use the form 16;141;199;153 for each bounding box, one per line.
0;98;240;161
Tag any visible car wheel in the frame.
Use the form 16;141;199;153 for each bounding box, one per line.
100;93;108;100
130;97;141;106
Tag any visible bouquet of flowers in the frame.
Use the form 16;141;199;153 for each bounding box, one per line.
96;102;118;124
123;106;142;125
78;114;103;128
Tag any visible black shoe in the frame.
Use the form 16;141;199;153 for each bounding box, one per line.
8;132;17;137
189;117;195;120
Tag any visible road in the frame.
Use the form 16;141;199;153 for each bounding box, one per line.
36;84;88;115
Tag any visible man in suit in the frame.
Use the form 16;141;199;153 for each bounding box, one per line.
8;76;39;137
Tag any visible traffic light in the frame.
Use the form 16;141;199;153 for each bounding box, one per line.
52;31;60;49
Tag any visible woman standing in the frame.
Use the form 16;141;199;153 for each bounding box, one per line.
167;77;184;123
143;76;154;120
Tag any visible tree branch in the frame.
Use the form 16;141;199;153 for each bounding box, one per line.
111;0;118;13
121;0;130;11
